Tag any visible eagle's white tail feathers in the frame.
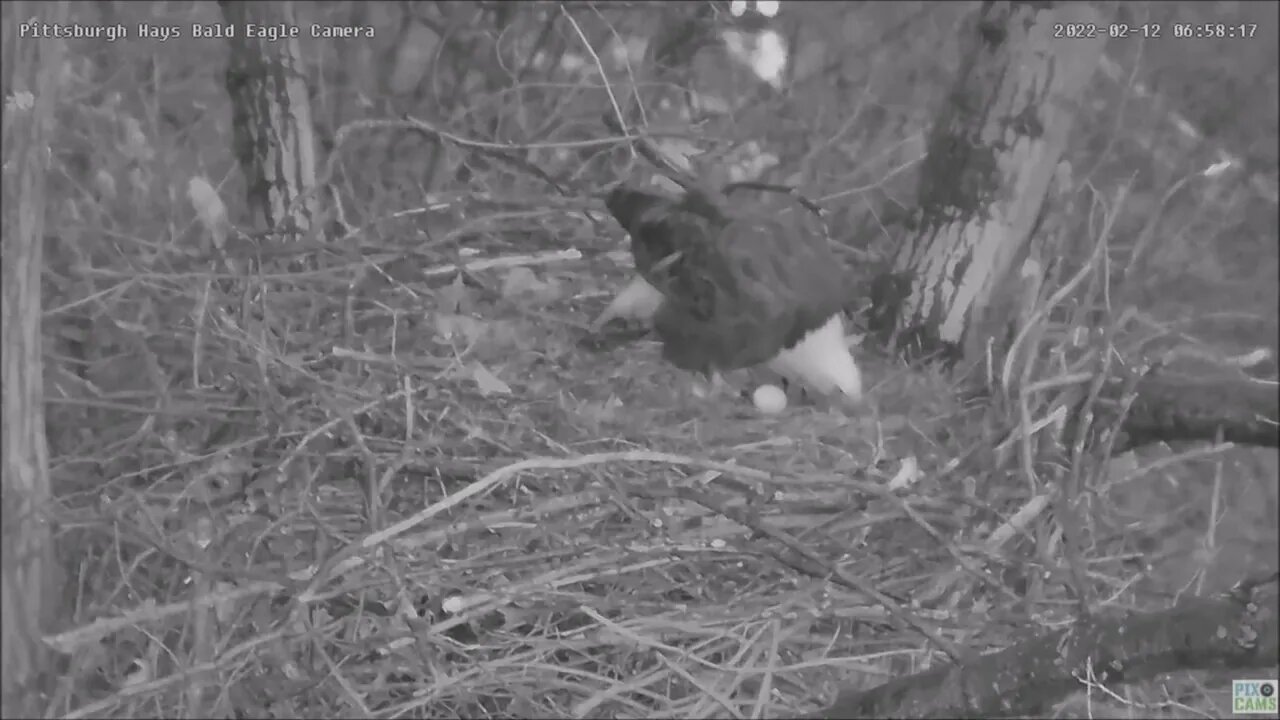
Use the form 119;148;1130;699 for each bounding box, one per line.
767;314;863;401
593;276;664;331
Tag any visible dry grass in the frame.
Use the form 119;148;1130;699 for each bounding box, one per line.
40;219;1276;718
20;2;1277;719
43;237;977;717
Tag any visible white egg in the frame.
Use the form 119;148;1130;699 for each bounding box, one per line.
752;383;787;414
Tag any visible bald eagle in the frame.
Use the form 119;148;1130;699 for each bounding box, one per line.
594;185;863;404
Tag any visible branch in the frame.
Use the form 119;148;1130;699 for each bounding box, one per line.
1114;371;1278;452
420;248;583;278
601;111;712;199
805;579;1279;719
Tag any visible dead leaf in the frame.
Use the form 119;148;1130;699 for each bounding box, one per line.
887;455;921;491
187;176;229;250
213;581;239;624
581;395;624;423
434;313;487;345
501;267;541;298
93;168;117;202
471;362;511;396
501;267;565;304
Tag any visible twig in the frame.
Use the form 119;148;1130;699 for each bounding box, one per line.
601;112;710;198
669;485;964;662
295;450;774;604
720;180;826;218
421;248;583;277
561;4;627;139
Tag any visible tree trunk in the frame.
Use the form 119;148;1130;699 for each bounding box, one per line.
872;2;1105;365
219;0;320;235
1;1;69;714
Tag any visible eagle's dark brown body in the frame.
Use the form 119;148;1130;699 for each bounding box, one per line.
602;186;863;400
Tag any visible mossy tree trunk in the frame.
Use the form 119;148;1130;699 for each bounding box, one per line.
872;2;1105;367
219;0;320;236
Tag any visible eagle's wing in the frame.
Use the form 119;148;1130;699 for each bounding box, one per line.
651;214;801;374
748;200;862;399
731;200;848;341
605;186;850;378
